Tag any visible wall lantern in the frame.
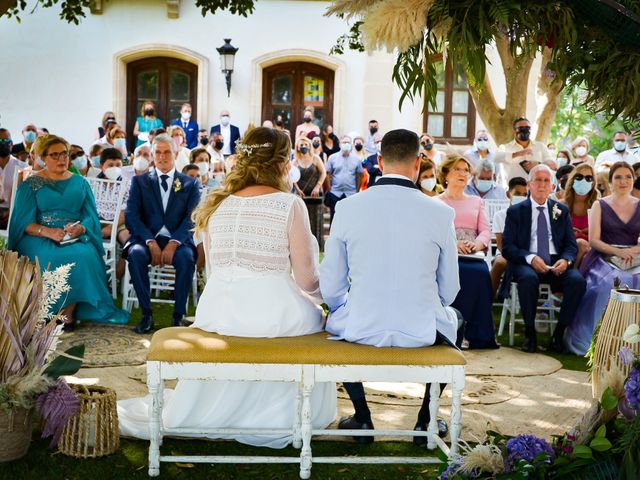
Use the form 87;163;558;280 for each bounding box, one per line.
216;38;238;97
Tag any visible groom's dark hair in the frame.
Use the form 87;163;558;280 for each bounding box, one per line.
380;129;420;164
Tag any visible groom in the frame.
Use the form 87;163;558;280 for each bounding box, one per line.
320;129;461;444
124;133;200;333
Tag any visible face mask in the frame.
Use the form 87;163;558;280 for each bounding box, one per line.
114;138;127;151
220;116;230;126
91;155;101;168
213;172;225;183
144;108;155;116
476;179;494;193
299;146;309;154
214;141;224;150
516;127;531;142
35;156;46;168
24;130;37;143
369;127;378;135
181;112;191;121
71;156;87;170
199;137;209;146
133;157;149;171
275;120;284;127
312;141;320;148
420;178;437;192
354;144;364;152
174;136;184;147
511;195;527;205
341;142;351;153
303;117;312;123
614;140;626;152
104;166;122;181
198;162;210;176
475;140;489;151
424;142;433;151
575;146;587;157
0;143;11;157
572;179;593;196
556;157;568;168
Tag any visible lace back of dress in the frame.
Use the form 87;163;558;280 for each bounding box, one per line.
207;193;295;273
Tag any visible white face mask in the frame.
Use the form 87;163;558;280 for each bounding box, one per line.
575;146;587;157
113;138;127;152
104;166;122;180
220;115;230;127
181;112;191;121
341;142;351;153
420;178;437;192
133;157;149;171
198;162;210;176
71;155;87;170
511;195;527;205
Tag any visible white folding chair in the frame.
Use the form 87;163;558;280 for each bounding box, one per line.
0;168;24;241
85;177;127;298
498;282;561;346
483;198;510;231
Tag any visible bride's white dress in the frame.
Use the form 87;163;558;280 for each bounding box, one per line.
117;192;337;448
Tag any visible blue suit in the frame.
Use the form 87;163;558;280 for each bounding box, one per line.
124;170;201;318
210;124;241;154
171;118;199;149
502;198;585;342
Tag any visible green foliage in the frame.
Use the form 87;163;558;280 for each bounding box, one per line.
42;344;84;380
600;387;619;412
330;21;365;55
615;415;640;480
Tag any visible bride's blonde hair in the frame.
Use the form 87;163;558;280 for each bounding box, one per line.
192;127;292;234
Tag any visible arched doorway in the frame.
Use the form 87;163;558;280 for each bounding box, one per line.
126;57;198;149
262;62;334;134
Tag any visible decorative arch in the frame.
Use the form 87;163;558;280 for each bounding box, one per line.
250;49;346;130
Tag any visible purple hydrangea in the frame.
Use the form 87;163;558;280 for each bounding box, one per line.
505;434;555;472
625;368;640;411
438;459;462;480
618;347;636;366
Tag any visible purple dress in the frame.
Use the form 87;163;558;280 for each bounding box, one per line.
564;200;640;355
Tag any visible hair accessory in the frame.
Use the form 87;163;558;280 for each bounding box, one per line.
235;142;272;156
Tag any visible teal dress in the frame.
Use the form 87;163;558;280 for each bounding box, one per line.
135;116;163;147
7;175;128;324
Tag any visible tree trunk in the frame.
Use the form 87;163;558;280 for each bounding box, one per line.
534;47;565;143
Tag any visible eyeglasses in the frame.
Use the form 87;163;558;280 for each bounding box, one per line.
574;174;594;182
46;151;69;160
0;138;11;144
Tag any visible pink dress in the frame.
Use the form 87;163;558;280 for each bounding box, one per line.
439;195;491;247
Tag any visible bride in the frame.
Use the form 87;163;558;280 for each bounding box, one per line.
118;127;336;447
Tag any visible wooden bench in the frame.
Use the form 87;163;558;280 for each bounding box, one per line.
146;327;466;478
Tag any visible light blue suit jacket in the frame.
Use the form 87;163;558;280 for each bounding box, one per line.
319;176;460;347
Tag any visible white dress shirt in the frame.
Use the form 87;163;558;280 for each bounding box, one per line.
496;139;552;187
0;156;28;208
220;125;231;155
525;198;558;265
594;148;634;172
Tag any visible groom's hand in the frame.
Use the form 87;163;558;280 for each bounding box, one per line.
148;241;162;266
161;241;178;267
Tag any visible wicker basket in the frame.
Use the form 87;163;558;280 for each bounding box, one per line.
0;407;32;462
58;385;119;458
591;288;640;399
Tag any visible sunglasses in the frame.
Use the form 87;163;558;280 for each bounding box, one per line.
477;137;489;141
574;174;594;182
70;152;85;160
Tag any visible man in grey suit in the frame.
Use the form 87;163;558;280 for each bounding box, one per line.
320;129;461;444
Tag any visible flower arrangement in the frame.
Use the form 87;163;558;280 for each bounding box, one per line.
0;251;84;451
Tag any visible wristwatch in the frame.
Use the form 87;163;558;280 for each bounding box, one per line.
566;259;573;268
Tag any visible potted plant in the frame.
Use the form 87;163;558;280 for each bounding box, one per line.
0;251;83;461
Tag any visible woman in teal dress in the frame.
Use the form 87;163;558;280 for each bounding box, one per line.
133;100;163;147
7;134;128;330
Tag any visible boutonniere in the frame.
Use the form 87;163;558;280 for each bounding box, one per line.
552;204;561;220
173;178;182;193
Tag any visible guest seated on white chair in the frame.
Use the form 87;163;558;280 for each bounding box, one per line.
550;164;575;202
189;147;221;190
464;158;507;200
502;164;585;353
416;158;442;197
490;177;528;296
122;145;152;182
565;161;640;355
437;154;499;349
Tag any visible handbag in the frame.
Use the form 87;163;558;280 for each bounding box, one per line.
608;251;640;271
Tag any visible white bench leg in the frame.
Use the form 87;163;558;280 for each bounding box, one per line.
427;382;440;450
299;367;313;479
292;382;302;449
450;367;465;457
147;362;162;477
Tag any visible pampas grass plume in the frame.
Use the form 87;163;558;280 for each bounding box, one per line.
362;0;433;52
325;0;382;18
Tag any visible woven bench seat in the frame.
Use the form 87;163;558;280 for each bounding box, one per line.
145;327;466;479
147;327;467;366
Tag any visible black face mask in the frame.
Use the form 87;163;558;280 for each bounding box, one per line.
312;141;320;148
369;127;378;135
299;146;309;154
215;141;224;150
354;144;364;152
145;108;155;116
516;127;531;142
0;142;11;158
275;120;284;127
424;142;433;151
303;117;312;123
200;137;209;146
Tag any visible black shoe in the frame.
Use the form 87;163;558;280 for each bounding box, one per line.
550;335;565;354
62;322;76;333
338;415;374;444
521;336;537;353
133;315;154;334
172;315;187;327
413;420;448;446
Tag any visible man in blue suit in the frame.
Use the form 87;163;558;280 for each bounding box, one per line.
210;110;240;155
125;134;201;333
502;164;586;353
170;103;199;149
